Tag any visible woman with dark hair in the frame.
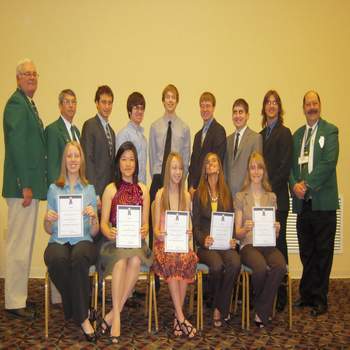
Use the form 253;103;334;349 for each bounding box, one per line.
234;151;286;328
44;141;99;342
98;141;152;343
193;152;241;327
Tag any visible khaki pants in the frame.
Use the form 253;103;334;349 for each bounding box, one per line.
5;198;39;309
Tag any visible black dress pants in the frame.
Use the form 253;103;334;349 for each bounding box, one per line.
240;245;286;325
197;248;241;318
297;201;336;307
44;241;97;325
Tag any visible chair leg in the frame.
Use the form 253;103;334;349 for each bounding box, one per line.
102;278;106;318
151;273;159;332
241;272;245;330
272;295;277;318
233;272;241;315
288;273;292;329
148;274;153;333
45;272;50;339
188;283;194;316
246;272;250;330
93;272;98;329
198;271;203;331
145;274;149;318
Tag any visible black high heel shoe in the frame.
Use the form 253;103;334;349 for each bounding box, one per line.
98;318;111;336
80;326;97;343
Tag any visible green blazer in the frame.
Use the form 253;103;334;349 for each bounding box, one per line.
2;88;48;199
45;117;80;184
289;118;339;213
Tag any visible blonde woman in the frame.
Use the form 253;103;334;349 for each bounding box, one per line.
234;151;286;328
152;152;198;338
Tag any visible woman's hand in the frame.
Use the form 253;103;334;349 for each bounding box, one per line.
156;230;165;241
105;227;117;241
204;235;214;248
230;238;237;250
140;224;149;240
244;220;254;233
274;221;281;238
84;205;97;224
45;210;58;223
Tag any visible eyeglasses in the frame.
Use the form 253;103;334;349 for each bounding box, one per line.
20;71;39;78
132;105;145;112
266;100;278;106
62;99;77;105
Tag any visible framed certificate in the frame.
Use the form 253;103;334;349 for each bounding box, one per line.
252;207;276;247
116;205;141;248
210;212;234;250
164;210;189;253
58;194;84;238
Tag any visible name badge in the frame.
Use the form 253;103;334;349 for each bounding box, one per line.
298;155;309;165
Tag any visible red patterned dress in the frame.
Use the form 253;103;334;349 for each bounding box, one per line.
152;212;198;282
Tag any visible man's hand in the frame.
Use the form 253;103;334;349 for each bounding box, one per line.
293;181;307;200
189;187;196;201
22;188;33;207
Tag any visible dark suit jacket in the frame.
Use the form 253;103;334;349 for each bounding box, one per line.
192;190;233;249
45;116;81;184
260;122;293;211
289;118;339;213
81;115;116;197
188;118;226;189
2;88;47;199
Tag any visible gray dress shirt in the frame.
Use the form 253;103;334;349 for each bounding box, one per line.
115;121;147;184
149;115;191;177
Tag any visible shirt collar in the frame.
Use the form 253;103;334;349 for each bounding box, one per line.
203;117;214;132
63;180;83;190
128;120;144;133
236;125;248;136
97;113;109;128
60;115;72;129
306;120;319;132
267;118;278;131
163;114;177;123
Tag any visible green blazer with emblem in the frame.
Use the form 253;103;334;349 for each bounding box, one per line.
289;118;339;213
2;88;48;199
45;117;81;184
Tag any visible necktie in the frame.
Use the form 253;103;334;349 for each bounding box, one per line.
71;125;77;141
301;127;313;179
201;125;208;145
161;120;172;177
30;100;44;129
105;124;113;158
233;132;240;159
265;126;272;140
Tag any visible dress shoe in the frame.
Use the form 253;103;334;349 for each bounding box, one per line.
310;304;327;316
293;298;314;308
5;307;35;319
80;326;97;343
276;300;286;312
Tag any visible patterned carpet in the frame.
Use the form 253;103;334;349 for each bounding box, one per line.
0;278;349;349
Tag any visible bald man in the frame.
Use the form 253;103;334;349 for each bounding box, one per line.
290;91;339;316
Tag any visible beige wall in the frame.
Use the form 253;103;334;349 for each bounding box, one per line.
0;0;349;278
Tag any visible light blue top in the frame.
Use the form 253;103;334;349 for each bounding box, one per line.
115;121;147;184
47;182;97;245
149;115;191;177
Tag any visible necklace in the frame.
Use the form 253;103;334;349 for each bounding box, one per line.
208;186;218;202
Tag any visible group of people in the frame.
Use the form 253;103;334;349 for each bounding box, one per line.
2;59;339;343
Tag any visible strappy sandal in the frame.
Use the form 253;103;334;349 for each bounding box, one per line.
180;319;196;338
109;335;120;344
173;317;183;337
99;318;111;336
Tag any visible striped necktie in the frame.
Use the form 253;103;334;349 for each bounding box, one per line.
105;124;113;157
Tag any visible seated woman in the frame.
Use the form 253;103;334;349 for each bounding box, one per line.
234;151;286;328
152;152;198;338
44;141;99;342
192;152;241;327
99;141;152;344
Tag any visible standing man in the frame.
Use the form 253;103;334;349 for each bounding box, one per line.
149;84;191;247
46;89;80;184
260;90;293;312
3;59;47;319
188;91;226;199
81;85;116;207
290;91;339;316
224;98;262;199
116;91;147;185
